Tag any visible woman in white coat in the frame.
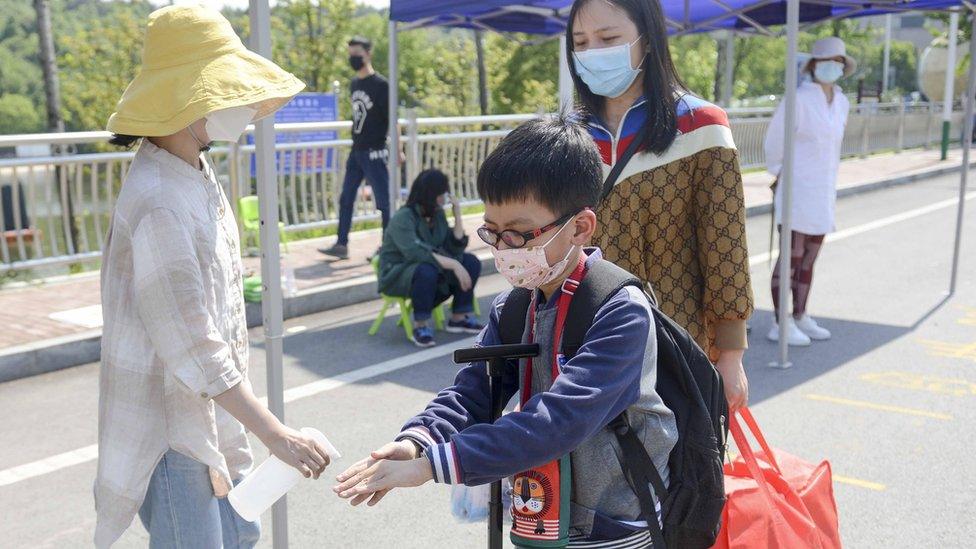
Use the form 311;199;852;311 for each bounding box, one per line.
764;37;854;346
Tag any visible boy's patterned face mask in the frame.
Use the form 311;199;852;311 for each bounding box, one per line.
491;217;578;290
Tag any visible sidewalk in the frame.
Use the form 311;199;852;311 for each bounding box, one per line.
1;147;971;381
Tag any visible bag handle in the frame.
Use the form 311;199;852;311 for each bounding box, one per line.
728;413;778;511
600;130;647;202
737;407;782;473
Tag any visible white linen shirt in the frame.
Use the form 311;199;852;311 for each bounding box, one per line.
94;140;253;548
764;81;850;235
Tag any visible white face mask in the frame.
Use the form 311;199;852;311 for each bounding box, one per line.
205;106;257;142
573;36;645;99
491;218;579;290
814;60;844;84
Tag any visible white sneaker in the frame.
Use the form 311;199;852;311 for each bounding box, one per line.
767;319;812;346
794;314;831;340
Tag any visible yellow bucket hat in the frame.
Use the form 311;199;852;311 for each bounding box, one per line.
107;5;305;136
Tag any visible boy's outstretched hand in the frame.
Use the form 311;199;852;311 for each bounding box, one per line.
333;441;432;506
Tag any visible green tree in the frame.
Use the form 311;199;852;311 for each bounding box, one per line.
57;6;145;132
732;34;787;101
671;34;718;100
486;35;559;114
0;94;42;133
272;0;357;92
0;0;43;134
885;41;918;95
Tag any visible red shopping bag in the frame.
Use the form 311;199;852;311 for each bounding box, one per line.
711;408;841;549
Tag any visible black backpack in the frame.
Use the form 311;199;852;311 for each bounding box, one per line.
498;258;728;549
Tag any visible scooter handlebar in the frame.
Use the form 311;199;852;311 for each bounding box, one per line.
453;344;540;364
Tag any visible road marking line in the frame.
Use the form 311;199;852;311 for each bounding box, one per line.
834;475;886;491
861;371;976;396
805;394;953;420
5;191;973;487
918;339;976;363
280;336;477;404
0;337;478;488
955;306;976;326
749;190;976;266
0;444;98;487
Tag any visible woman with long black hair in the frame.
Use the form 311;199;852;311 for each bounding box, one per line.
568;0;754;411
378;169;484;347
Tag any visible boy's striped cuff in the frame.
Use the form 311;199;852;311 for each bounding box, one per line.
426;442;462;485
395;426;437;451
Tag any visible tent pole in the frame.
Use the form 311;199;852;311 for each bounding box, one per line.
559;35;574;112
772;0;800;370
882;14;892;96
722;30;735;107
942;11;960;161
950;11;976;295
388;20;400;213
249;1;288;548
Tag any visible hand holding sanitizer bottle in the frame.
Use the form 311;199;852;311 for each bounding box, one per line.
229;427;340;521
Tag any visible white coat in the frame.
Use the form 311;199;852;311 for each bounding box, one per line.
764;81;850;235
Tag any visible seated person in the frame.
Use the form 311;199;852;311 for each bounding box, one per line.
378;169;484;347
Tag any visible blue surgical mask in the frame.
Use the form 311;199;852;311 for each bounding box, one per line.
573;36;645;99
814;60;844;84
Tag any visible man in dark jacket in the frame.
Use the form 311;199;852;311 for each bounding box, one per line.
320;35;390;261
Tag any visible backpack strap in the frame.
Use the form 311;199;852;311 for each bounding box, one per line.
610;413;668;549
498;288;532;345
561;259;642;359
561;260;669;548
601;129;647;202
499;261;668;546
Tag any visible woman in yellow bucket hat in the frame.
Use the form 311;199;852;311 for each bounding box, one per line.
95;6;330;547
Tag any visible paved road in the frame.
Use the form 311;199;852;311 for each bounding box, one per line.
2;173;975;548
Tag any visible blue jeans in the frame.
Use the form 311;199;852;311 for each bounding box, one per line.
410;253;481;321
337;149;390;246
139;450;260;549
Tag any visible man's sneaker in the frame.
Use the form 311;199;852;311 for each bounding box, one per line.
318;244;349;260
412;326;436;348
767;319;812;346
794;314;831;340
446;315;485;334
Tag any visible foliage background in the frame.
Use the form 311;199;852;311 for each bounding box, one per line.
0;0;941;135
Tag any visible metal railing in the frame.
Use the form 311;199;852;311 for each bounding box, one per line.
0;102;964;273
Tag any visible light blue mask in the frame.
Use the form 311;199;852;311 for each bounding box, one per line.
814;60;844;84
573;36;645;98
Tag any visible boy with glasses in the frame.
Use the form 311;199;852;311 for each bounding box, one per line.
335;115;678;548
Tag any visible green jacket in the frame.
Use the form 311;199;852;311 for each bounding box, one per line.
377;204;469;297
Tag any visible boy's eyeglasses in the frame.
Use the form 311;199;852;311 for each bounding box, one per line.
477;210;581;249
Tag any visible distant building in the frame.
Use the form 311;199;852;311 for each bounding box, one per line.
859;13;940;56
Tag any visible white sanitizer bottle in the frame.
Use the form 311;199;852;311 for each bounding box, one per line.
228;427;340;522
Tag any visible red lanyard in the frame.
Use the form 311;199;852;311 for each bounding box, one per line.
521;256;588;406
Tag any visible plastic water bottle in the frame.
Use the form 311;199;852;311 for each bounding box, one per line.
280;260;297;298
228;427;340;522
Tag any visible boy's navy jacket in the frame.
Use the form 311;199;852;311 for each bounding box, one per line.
397;249;678;537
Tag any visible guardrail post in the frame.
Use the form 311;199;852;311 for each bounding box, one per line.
860;104;870;158
406;108;420;189
924;103;934;150
896;98;906;153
